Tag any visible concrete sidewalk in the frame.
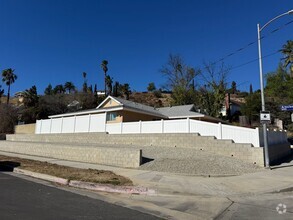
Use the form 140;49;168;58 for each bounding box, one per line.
1;151;293;219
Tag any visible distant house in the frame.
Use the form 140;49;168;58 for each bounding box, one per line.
220;93;244;117
14;92;24;105
49;96;222;123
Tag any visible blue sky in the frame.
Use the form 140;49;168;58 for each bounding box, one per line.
0;0;292;95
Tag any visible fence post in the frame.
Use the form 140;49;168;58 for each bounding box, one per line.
187;118;190;133
255;127;260;147
39;120;43;134
161;119;164;133
120;122;123;134
60;117;64;133
218;122;222;139
139;120;142;133
103;113;107;133
88;114;91;132
49;118;52;134
35;119;43;134
73;116;77;133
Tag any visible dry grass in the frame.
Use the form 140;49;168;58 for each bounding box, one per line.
0;155;132;186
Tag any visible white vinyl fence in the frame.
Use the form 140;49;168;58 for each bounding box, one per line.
36;113;106;134
36;115;288;147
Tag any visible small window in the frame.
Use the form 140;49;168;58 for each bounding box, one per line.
107;112;117;121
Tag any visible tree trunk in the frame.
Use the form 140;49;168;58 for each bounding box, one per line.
104;73;106;96
6;84;10;105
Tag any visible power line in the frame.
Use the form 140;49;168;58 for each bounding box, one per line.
229;50;280;71
211;19;293;66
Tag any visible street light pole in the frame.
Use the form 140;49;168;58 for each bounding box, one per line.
257;9;293;167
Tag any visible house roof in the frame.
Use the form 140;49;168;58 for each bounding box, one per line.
49;108;107;118
110;96;166;118
49;96;223;122
157;104;205;118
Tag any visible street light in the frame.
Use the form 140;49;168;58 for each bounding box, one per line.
257;9;293;167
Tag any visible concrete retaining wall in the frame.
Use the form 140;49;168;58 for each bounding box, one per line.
6;133;265;166
15;124;36;134
0;141;141;168
4;133;291;166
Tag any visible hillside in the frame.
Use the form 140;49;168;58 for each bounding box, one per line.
0;96;19;105
129;92;173;108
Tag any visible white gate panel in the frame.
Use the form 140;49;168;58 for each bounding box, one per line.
41;119;52;134
51;118;62;133
222;124;258;146
106;123;121;134
90;114;106;132
75;115;90;133
62;116;75;133
190;120;218;137
164;120;186;133
35;120;41;134
122;122;140;134
141;121;162;133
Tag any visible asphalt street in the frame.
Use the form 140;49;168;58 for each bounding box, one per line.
0;172;160;220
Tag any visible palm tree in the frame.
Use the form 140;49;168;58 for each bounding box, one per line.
83;72;87;80
44;84;53;95
53;84;65;94
101;60;108;95
2;68;17;104
105;75;113;95
64;81;76;94
82;72;88;93
281;40;293;77
120;83;131;100
23;85;38;107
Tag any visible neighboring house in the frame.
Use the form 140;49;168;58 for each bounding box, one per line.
49;96;223;123
220;93;243;117
15;91;25;102
67;100;81;111
97;91;106;97
158;104;222;123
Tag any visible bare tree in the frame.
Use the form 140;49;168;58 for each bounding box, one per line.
160;54;200;105
198;62;229;117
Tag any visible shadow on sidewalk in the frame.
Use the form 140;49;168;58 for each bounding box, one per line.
0;161;20;172
270;150;293;170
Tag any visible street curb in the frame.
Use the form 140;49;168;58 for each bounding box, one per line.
12;168;156;195
14;168;69;185
69;180;156;195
